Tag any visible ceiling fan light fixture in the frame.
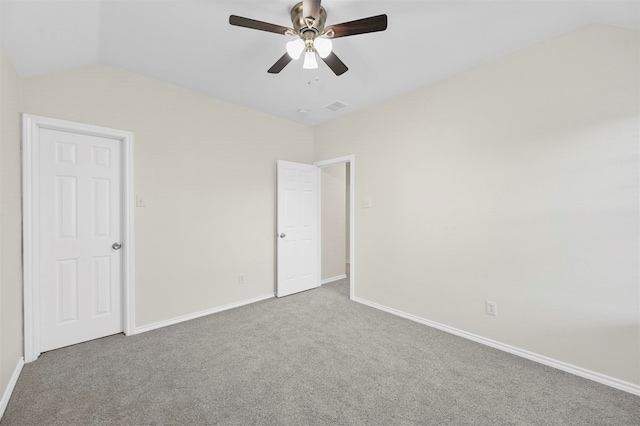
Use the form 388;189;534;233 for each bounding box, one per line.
313;36;332;58
286;38;305;60
303;50;318;69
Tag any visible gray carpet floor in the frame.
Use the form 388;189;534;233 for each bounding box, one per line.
2;278;639;425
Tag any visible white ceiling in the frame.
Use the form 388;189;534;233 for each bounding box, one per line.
1;0;638;126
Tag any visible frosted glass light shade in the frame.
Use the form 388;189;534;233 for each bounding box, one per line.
313;37;332;58
286;39;305;60
303;50;318;69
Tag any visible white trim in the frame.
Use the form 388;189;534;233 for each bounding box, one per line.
121;127;135;336
320;274;347;285
315;166;322;292
314;155;354;167
22;114;135;362
354;297;640;396
134;293;275;334
314;155;355;301
0;357;24;419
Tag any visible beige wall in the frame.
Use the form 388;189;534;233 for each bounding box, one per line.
321;163;346;280
0;45;24;395
20;64;314;327
314;24;640;385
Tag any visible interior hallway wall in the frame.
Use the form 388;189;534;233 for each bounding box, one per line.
20;64;314;328
346;164;350;265
314;24;640;385
321;163;346;280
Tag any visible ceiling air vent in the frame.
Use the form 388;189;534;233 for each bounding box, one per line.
325;101;347;112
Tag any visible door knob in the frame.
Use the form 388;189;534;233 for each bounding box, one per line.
279;233;286;238
112;242;122;250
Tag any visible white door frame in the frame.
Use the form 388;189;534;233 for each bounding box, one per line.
22;114;135;363
314;155;355;300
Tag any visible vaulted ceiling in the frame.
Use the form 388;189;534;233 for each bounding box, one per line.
1;1;638;125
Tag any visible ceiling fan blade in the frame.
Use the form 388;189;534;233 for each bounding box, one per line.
325;14;388;38
229;15;291;35
303;0;322;23
268;53;294;74
321;52;348;76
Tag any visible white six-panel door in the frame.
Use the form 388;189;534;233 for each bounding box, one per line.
277;161;319;297
39;128;123;352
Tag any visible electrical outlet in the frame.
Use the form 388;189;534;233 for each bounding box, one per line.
486;300;497;316
238;275;245;285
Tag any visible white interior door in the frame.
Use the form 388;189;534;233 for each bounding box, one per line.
277;160;319;297
39;128;123;352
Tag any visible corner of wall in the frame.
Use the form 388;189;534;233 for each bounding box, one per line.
0;42;26;420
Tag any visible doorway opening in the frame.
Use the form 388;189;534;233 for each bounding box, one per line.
315;155;355;300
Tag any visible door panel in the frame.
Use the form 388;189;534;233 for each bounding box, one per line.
56;175;78;239
56;259;78;324
39;128;123;352
277;160;319;297
93;255;112;316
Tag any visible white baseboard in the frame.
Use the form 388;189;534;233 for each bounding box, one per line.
0;357;24;420
353;297;640;396
134;293;275;334
320;274;347;285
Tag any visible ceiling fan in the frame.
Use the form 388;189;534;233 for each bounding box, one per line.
229;0;388;76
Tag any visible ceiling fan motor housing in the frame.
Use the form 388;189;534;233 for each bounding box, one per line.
291;1;327;38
